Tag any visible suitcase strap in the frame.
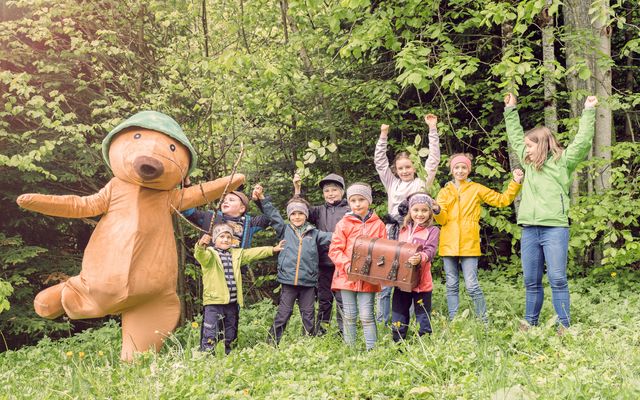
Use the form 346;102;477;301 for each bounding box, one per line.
387;242;405;281
361;238;379;275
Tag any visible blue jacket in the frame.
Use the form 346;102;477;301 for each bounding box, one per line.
262;200;332;287
183;196;275;248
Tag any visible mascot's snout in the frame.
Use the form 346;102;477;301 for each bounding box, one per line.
134;156;164;180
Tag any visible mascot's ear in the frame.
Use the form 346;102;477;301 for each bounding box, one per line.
397;199;409;218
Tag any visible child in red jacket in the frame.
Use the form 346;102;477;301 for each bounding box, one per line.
391;192;440;341
329;183;387;350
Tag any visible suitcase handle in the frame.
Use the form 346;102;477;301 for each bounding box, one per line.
387;242;405;281
361;237;379;276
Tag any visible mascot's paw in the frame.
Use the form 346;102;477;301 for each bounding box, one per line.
16;194;33;207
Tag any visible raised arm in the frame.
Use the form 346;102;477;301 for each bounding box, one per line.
423;114;441;189
374;124;396;190
564;96;598;172
17;180;112;218
478;175;522;208
170;174;245;211
503;93;526;164
260;196;286;239
194;235;214;268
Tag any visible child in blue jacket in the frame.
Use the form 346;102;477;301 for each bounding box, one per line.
260;194;332;345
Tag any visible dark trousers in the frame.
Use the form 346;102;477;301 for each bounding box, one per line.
391;289;432;341
200;303;239;354
269;284;315;344
316;263;344;334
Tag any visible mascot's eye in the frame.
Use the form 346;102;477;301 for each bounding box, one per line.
134;133;142;139
169;144;176;152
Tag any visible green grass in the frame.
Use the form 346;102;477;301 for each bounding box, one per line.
1;272;640;399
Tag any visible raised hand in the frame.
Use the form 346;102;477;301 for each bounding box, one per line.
252;184;265;201
513;168;524;184
293;173;302;196
198;234;212;247
273;240;286;253
380;124;390;138
584;96;598;109
504;93;517;108
424;114;438;130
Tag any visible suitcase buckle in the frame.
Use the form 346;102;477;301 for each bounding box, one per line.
376;256;385;266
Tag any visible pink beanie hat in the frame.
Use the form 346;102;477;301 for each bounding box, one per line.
449;154;472;173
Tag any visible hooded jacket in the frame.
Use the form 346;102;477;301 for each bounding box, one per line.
504;106;596;227
397;224;440;292
435;179;521;256
308;199;350;267
194;244;273;306
329;211;387;292
262;200;332;287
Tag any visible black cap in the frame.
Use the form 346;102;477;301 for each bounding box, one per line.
318;173;345;190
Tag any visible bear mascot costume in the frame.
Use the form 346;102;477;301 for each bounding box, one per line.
17;111;244;361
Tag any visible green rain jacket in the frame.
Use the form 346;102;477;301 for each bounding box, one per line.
504;106;596;227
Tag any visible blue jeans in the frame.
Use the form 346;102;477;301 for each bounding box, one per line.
376;286;392;324
443;256;487;322
521;226;570;327
340;290;377;350
391;290;432;341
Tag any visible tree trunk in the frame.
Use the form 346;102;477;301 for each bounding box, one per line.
541;1;558;135
592;5;612;193
174;214;189;325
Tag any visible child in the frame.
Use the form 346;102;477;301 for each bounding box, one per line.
329;183;387;350
391;192;440;341
184;184;274;249
262;196;333;345
374;114;441;324
293;173;348;335
435;154;524;322
504;93;598;329
194;223;284;354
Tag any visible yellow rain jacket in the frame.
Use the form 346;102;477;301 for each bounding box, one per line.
435;179;521;256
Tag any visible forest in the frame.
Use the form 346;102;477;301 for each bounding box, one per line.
0;0;639;397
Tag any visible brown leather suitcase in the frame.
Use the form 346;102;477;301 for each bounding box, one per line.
348;236;422;292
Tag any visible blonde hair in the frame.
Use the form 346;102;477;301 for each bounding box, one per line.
402;203;434;229
524;126;563;170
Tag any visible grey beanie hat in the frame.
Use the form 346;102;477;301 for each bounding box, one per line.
286;201;309;218
319;173;345;190
346;182;372;204
211;223;234;242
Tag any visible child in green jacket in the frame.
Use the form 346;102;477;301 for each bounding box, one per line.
504;93;598;330
194;223;284;353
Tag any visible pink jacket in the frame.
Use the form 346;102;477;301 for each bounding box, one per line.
329;212;387;292
398;223;440;292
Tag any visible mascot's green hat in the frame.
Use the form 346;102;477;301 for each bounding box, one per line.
102;111;198;175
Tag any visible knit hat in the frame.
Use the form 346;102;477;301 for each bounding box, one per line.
226;191;249;209
346;183;372;204
319;173;345;190
286;201;309;218
408;192;434;209
211;223;234;242
449;154;472;173
102;111;198;175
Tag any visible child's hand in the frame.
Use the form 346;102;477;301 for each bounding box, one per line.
293;173;302;195
504;93;517;108
198;234;212;247
252;184;265;201
408;254;422;266
424;114;438;130
380;124;390;138
584;96;598;109
513;168;524;184
273;240;286;253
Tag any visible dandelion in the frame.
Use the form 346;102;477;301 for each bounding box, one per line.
98;351;104;357
611;272;617;278
393;321;401;328
243;389;250;396
417;299;424;305
191;321;199;329
78;352;85;359
66;351;73;358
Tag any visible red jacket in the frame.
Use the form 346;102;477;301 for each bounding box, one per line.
329;211;387;292
398;223;440;293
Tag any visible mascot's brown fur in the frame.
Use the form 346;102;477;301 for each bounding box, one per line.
17;111;243;361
